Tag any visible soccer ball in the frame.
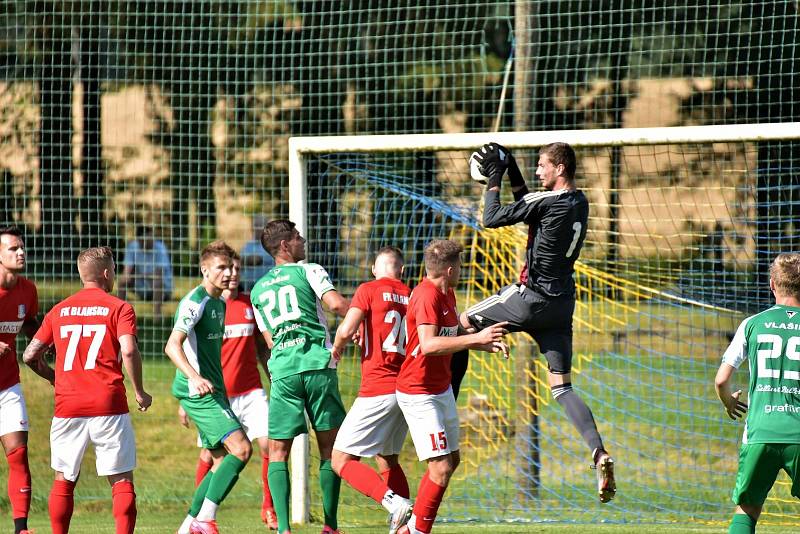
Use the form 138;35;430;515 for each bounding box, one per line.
468;153;488;184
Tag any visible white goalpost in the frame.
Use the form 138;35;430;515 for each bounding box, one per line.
286;122;800;525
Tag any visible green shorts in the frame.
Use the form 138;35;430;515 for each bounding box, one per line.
732;442;800;506
268;368;346;439
180;394;242;450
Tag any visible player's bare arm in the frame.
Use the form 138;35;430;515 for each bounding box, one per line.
22;338;55;385
164;329;215;396
715;362;747;420
120;334;152;411
322;290;349;318
253;330;270;371
331;307;365;361
418;322;509;356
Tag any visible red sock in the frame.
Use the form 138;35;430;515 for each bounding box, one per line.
6;446;31;520
261;455;274;510
112;480;137;534
412;472;447;534
339;460;389;503
195;457;213;488
49;479;76;534
381;464;410;499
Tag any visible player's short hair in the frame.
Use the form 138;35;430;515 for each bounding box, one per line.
200;240;235;264
261;219;296;257
77;246;114;273
770;253;800;298
375;246;404;265
540;142;577;179
229;250;241;262
423;239;463;276
0;226;23;240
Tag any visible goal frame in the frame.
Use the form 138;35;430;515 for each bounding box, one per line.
285;121;800;524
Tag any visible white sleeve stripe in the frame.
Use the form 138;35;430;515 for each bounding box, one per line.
721;315;754;369
523;189;566;205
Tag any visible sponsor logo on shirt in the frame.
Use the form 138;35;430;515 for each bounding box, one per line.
0;321;24;334
17;305;25;319
438;325;458;337
764;403;800;414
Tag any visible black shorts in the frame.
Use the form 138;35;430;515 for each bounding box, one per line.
464;283;574;374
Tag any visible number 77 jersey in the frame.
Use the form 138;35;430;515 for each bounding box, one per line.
33;287;137;418
723;304;800;444
250;263;337;381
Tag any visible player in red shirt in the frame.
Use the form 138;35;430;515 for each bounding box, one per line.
395;240;508;534
179;254;277;529
329;246;414;533
0;226;38;534
22;246;152;534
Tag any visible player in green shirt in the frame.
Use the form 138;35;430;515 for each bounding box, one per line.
165;241;252;534
716;252;800;534
250;220;349;534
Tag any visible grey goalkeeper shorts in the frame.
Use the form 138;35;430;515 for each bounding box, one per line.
464;283;575;374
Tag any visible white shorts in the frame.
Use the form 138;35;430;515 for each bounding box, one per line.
196;388;269;446
333;393;408;458
0;383;29;436
51;414;136;482
396;386;460;461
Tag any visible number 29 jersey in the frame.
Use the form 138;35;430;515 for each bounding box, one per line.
723;304;800;444
33;287;137;418
250;263;336;381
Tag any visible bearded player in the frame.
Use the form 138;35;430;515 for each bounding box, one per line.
329;246;414;533
0;226;38;534
22;246;151;534
464;142;615;503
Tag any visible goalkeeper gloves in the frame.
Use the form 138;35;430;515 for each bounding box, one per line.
469;142;510;189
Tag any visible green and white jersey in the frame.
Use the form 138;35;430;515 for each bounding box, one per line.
170;285;227;398
723;304;800;444
250;263;335;381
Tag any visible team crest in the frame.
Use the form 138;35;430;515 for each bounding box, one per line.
788;310;797;319
211;310;217;319
17;305;25;319
245;308;254;320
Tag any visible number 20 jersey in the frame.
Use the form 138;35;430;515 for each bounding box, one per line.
34;287;137;418
250;263;335;381
723;304;800;444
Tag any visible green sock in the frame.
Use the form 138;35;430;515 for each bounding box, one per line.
729;513;756;534
319;459;341;529
205;455;246;505
189;471;214;516
268;461;290;533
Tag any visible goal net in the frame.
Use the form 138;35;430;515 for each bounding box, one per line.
290;123;800;526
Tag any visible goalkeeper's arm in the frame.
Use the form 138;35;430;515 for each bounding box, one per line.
508;154;529;201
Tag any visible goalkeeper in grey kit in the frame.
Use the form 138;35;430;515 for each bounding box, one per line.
460;142;616;503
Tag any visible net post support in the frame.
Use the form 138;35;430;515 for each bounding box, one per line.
288;137;311;524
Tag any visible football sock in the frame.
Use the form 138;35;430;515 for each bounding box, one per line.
340;459;388;503
6;446;31;527
729;513;756;534
111;480;137;534
268;461;291;533
412;471;447;534
203;454;246;507
177;514;194;534
381;464;410;498
552;383;604;453
319;459;340;530
49;479;75;534
450;350;469;400
261;454;274;510
195;457;213;487
196;499;219;522
189;470;213;517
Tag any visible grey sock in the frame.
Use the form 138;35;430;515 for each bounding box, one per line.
552;383;604;454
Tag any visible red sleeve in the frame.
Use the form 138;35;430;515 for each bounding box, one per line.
350;283;371;313
413;287;441;327
27;281;39;320
116;303;138;338
33;311;54;345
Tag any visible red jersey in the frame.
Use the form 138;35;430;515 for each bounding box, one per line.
350;277;411;397
221;292;263;398
396;278;459;395
34;288;136;418
0;276;38;390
